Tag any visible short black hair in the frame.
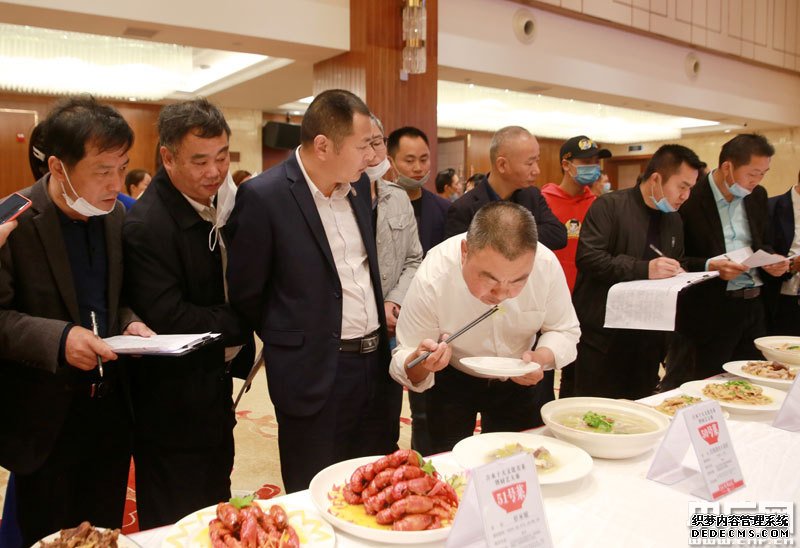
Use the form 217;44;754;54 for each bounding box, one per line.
40;96;133;168
387;126;429;158
125;169;149;195
641;144;704;184
28;122;49;182
718;133;775;168
158;98;230;153
300;89;370;150
435;168;456;193
467;201;538;260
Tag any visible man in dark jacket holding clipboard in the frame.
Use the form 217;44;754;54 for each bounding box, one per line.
567;144;703;399
123;98;254;528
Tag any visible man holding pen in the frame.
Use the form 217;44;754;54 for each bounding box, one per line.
565;144;704;399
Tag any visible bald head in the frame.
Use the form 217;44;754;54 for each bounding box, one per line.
488;126;541;194
489;126;533;166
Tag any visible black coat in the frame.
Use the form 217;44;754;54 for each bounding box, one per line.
444;179;567;250
0;177;132;473
122;169;254;449
572;187;685;350
417;188;451;254
224;154;390;417
676;175;773;333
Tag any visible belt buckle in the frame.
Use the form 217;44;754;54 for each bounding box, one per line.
90;381;109;399
360;334;378;354
744;287;759;299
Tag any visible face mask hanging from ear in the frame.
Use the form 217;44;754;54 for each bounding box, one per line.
208;170;238;252
650;178;677;213
59;161;114;217
395;170;430;191
364;158;392;181
724;164;752;198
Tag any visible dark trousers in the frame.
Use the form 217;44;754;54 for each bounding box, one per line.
133;433;234;529
275;350;390;493
408;391;432;457
426;366;555;455
661;296;766;390
14;389;131;547
768;294;800;336
569;330;665;400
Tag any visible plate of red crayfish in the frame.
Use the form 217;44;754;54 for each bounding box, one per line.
309;449;464;544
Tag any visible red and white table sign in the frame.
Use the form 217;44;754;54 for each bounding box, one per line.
446;452;553;548
773;376;800;432
647;400;745;501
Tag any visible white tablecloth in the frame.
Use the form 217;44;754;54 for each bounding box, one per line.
130;388;800;547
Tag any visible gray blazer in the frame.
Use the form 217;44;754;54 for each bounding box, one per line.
0;175;133;473
374;179;423;305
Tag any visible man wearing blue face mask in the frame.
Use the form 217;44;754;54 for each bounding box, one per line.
661;134;790;389
542;135;611;292
565;144;703;399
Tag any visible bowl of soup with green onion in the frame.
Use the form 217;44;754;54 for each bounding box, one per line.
541;397;670;459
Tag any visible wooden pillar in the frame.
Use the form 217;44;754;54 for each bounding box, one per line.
313;0;438;163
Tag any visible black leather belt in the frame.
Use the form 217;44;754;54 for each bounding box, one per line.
726;287;761;299
340;330;380;353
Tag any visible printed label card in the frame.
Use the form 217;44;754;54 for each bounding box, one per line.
773;376;800;432
446;452;553;548
647;400;745;501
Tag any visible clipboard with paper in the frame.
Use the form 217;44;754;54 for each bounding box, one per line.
102;332;222;356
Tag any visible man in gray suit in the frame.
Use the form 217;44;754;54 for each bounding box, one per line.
0;97;152;545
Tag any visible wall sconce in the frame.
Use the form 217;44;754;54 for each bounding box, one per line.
402;0;427;74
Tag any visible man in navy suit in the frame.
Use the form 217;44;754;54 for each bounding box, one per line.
225;90;391;492
386;126;450;255
766;169;800;334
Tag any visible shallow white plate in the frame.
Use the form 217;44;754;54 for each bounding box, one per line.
647;393;730;419
722;360;797;391
36;528;138;548
754;336;800;366
309;455;461;545
452;432;593;485
681;379;786;413
459;356;541;378
160;499;335;548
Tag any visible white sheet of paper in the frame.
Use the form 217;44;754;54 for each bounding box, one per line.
604;271;719;331
446;452;552;548
710;246;752;264
647;401;745;501
773;377;800;432
102;332;220;354
742;249;787;268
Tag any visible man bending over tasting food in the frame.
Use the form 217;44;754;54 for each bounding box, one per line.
390;201;580;453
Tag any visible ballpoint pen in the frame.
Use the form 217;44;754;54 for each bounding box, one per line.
90;310;104;378
649;244;664;257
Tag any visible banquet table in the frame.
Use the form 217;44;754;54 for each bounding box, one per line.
129;384;800;548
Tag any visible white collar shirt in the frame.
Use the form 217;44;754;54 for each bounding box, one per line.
390;234;580;392
295;148;379;338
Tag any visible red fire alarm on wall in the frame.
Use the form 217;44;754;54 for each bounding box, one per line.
16;133;25;143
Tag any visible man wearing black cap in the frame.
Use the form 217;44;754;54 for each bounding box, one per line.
542;136;612;292
565;144;704;399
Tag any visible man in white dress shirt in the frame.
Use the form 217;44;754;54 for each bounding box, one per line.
391;201;580;453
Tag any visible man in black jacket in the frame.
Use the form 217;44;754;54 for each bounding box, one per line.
567;144;703;399
765;169;800;335
123;98;254;528
663;134;789;388
445;126;566;251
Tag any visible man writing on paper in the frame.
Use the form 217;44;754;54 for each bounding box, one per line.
565;144;703;400
123;98;254;527
664;134;789;388
0;97;153;546
390;201;580;454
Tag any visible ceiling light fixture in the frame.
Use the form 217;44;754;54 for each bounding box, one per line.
437;81;719;143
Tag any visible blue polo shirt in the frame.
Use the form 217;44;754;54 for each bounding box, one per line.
57;208;109;336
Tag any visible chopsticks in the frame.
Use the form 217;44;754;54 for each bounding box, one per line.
406;305;500;369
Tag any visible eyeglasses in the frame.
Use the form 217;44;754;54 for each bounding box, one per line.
370;138;388;150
